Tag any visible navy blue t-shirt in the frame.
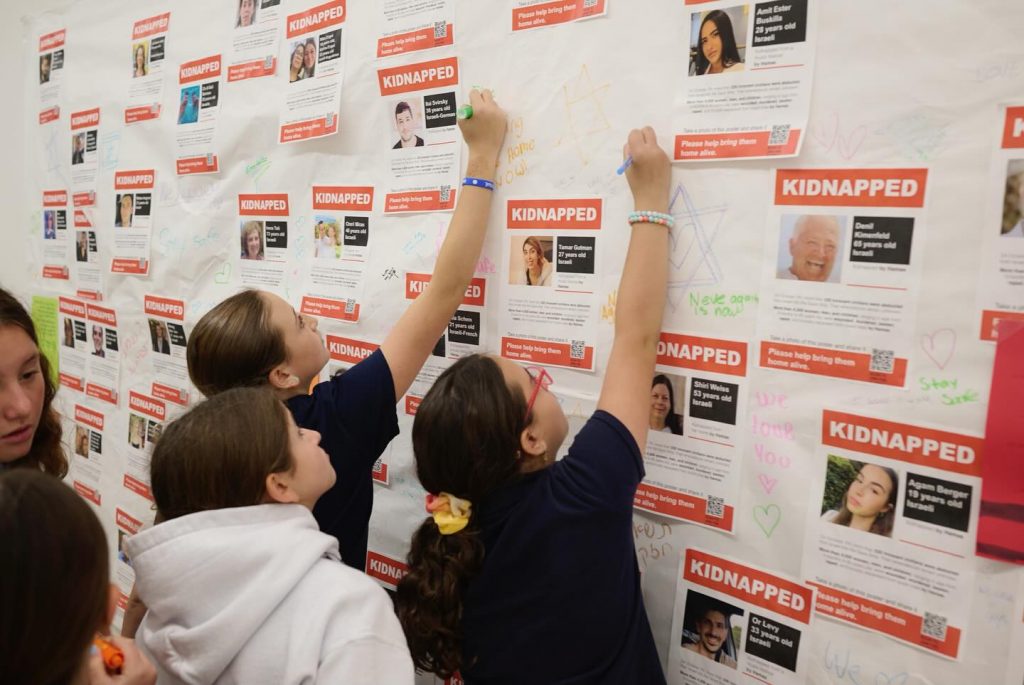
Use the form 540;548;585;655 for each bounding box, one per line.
461;411;666;684
286;349;399;570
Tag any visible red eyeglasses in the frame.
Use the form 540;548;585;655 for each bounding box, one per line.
524;365;552;420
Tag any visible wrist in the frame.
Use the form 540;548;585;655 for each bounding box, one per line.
465;153;498;181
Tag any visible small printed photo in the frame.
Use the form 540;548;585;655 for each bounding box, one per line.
650;373;685;436
776;214;844;283
689;6;748;76
117;529;131;565
509;235;554;287
71;132;86;165
43;211;56;240
128;414;147;450
681;590;743;669
74;425;90;458
821;455;899;538
178;85;201;125
76;231;92;262
115;193;134;228
390;98;425;150
1000;159;1024;237
240;220;265;260
132;41;149;78
62;318;75;348
39;53;52;84
313;216;341;259
147;420;163;445
91;325;106;358
149;319;171;354
237;0;258;28
287;40;313;83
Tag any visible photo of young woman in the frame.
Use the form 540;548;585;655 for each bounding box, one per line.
821;457;899;537
128;414;146;450
236;0;257;27
690;8;746;76
509;235;553;286
115;194;134;228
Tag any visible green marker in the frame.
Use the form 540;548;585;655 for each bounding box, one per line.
457;104;473;120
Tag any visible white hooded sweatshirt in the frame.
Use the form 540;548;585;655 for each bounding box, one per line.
124;504;414;684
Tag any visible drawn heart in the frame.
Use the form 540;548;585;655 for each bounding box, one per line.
920;328;956;370
213;262;231;284
809;112;839;152
757;474;778;495
753;504;781;538
875;671;908;685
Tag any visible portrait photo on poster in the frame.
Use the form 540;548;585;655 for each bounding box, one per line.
1000;159;1024;237
236;0;258;28
390;97;425;150
178;86;200;125
148;318;171;354
820;455;899;538
39;53;52;83
650;372;685;436
689;5;748;76
681;589;744;669
776;214;845;283
240;220;265;260
132;41;149;78
313;216;341;259
509;235;554;287
114;193;134;227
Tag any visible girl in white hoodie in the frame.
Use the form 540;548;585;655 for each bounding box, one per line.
124;387;413;685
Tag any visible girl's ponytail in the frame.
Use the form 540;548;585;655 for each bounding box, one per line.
396;355;526;677
397;519;484;677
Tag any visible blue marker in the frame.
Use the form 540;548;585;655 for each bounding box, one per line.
616;155;633;175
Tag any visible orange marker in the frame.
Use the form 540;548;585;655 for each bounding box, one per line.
93;635;124;674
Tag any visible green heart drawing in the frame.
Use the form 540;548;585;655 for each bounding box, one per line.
753;504;781;538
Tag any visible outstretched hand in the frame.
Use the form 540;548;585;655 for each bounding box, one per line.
623;126;671;213
458;89;508;164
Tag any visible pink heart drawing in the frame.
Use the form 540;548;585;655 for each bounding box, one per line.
757;474;777;495
809;111;867;160
920;328;956;370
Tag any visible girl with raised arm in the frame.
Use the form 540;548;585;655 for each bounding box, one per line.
396;127;672;683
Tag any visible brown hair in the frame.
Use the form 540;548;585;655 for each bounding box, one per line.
0;470;108;684
187;290;285;397
150;386;292;520
396;355;526;677
0;288;66;477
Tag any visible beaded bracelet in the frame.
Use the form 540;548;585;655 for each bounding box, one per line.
463;176;495;191
627;210;675;229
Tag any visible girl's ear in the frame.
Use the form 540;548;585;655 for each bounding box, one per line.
264;471;300;505
518;426;549;474
268;365;300;390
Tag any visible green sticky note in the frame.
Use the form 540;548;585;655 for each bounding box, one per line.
31;295;59;385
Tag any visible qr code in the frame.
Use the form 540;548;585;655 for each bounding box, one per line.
326;112;335;128
870;348;895;374
706;496;725;518
570;339;585;360
921;612;947;641
344;298;356;314
433;21;448;39
769;125;790;146
583;0;598;7
439;185;451;203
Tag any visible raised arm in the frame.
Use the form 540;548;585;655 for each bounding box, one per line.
596;127;671;453
381;89;507;399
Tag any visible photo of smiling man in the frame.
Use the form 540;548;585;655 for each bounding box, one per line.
681;591;743;669
776;214;844;283
391;100;424;150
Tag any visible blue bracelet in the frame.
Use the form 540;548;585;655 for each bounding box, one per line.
463;177;495;191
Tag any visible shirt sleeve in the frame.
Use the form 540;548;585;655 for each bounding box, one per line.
549;410;645;514
312;349;400;468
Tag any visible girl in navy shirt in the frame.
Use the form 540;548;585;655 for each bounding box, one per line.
183;89;507;570
396;127;672;684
